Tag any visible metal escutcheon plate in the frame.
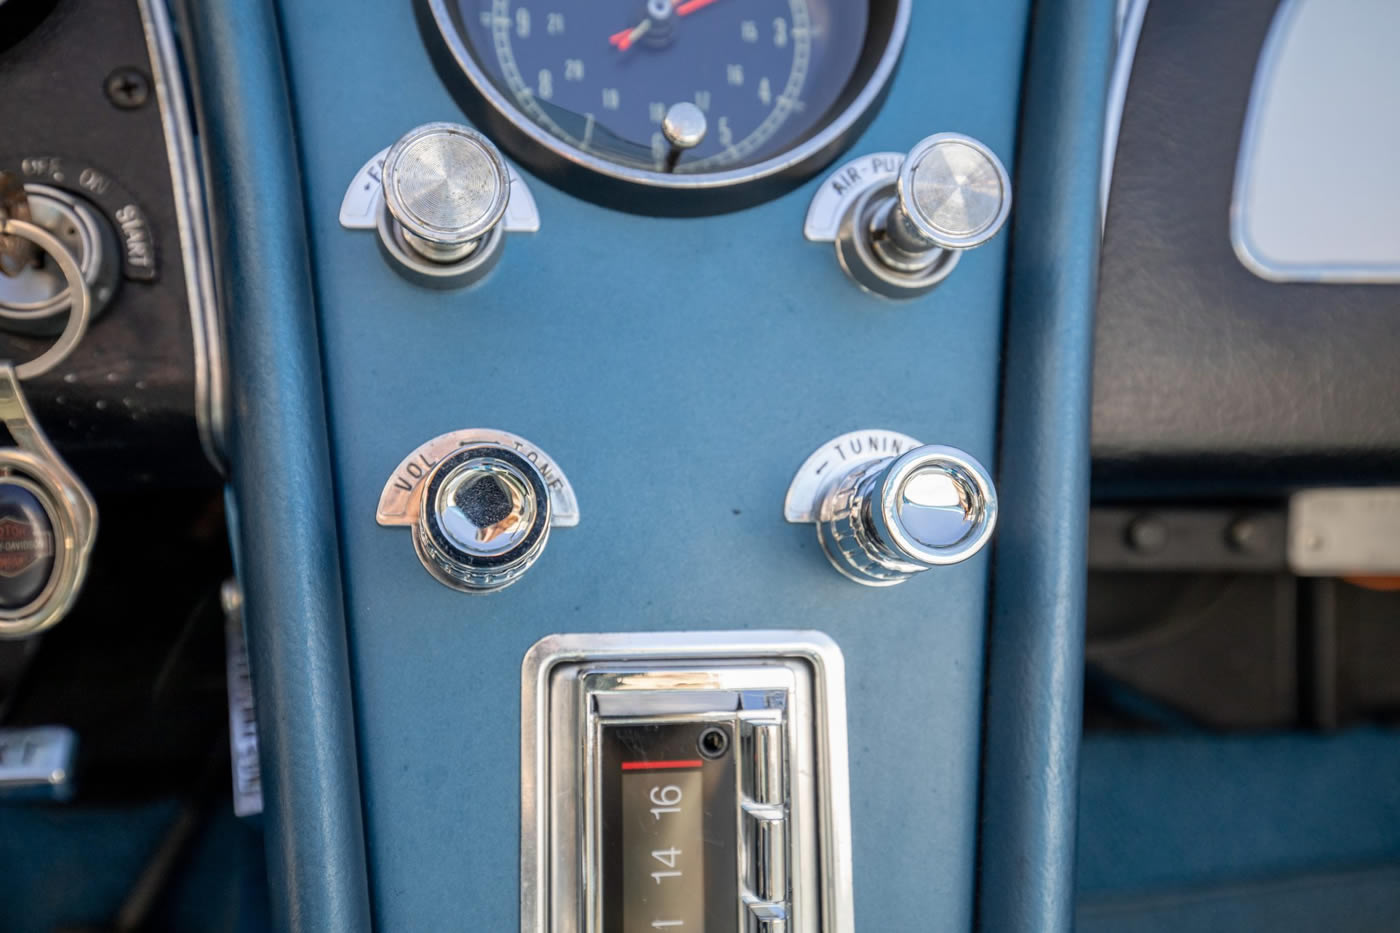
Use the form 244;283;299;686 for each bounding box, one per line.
803;152;904;242
340;146;540;234
783;428;923;523
377;428;578;528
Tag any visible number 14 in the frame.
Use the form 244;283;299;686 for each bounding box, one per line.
651;847;681;884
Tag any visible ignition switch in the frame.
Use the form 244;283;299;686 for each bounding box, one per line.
0;172;119;335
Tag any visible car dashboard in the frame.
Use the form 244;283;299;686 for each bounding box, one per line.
3;1;1398;932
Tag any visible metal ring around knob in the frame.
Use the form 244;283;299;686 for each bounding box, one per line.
0;218;94;380
813;443;998;586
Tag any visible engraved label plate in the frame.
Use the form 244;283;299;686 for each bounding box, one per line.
803;152;904;242
783;429;923;523
377;428;578;528
340;147;541;234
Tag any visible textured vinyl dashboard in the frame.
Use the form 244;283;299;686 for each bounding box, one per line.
1094;0;1400;491
274;1;1028;930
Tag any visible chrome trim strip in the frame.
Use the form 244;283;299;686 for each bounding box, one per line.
137;0;227;469
1099;0;1151;231
426;0;910;198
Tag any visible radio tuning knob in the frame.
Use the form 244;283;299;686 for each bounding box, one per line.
785;432;997;586
805;132;1012;298
377;122;512;288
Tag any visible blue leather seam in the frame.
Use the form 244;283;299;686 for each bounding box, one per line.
976;1;1117;931
180;0;373;930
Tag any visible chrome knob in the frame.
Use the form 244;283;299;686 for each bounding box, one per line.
785;432;997;587
417;445;551;593
806;133;1012;298
880;133;1011;263
661;101;707;172
377;429;578;594
376;122;513;287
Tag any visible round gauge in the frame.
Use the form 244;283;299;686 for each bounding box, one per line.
421;0;910;212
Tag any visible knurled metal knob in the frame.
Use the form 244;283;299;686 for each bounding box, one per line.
872;133;1012;274
381;122;510;264
816;133;1012;298
817;445;997;586
417;444;552;593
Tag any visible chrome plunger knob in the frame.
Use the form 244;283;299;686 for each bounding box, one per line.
881;133;1011;262
378;122;511;287
816;445;997;586
417;444;552;593
826;133;1012;298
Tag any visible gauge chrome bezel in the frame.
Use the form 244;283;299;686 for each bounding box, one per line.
418;0;911;215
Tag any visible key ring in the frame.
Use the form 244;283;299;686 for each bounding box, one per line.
0;218;93;380
0;217;98;639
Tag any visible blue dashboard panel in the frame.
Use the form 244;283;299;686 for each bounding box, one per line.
276;1;1029;930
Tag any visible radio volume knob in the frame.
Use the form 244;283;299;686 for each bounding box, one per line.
417;444;552;593
815;445;997;586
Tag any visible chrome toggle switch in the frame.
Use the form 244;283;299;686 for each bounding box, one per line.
804;133;1012;298
339;122;541;289
377;429;577;593
785;430;997;586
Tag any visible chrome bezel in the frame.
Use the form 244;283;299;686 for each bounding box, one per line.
420;0;912;214
521;631;854;933
873;444;998;567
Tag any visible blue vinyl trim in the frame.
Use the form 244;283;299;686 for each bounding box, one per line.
181;1;372;930
977;1;1117;930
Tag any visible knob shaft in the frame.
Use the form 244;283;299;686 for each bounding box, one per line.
817;445;997;586
417;445;552;593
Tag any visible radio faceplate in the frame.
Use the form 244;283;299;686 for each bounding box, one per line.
522;632;852;933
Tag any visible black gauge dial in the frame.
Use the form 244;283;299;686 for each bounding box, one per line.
458;0;864;172
425;0;909;211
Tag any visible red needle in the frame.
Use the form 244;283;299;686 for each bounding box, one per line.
610;0;725;49
675;0;724;14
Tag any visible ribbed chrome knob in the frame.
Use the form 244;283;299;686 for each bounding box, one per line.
416;444;552;593
381;122;510;264
817;445;997;586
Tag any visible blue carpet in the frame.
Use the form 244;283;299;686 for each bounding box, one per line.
1076;728;1400;931
0;800;267;933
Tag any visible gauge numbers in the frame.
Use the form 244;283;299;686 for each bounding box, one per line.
467;0;830;172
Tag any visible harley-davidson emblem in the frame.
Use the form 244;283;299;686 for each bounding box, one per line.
0;515;54;578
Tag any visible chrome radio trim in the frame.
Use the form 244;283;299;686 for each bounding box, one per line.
521;631;853;933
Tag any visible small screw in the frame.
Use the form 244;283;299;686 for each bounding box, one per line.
1125;515;1168;554
105;68;150;109
1227;515;1262;553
